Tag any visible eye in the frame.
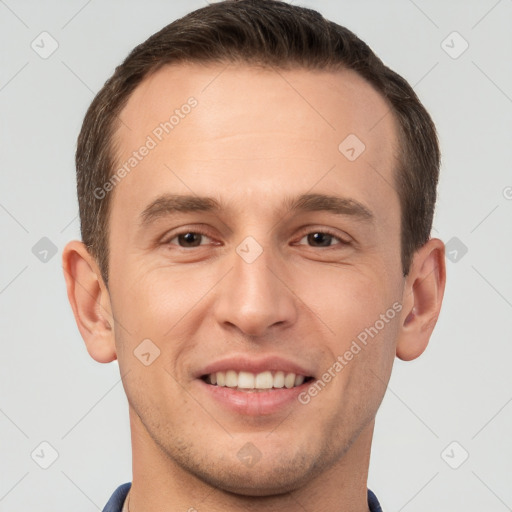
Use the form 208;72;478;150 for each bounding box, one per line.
295;229;350;248
165;230;214;248
162;227;350;250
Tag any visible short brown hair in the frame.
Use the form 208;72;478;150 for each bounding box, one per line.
76;0;440;286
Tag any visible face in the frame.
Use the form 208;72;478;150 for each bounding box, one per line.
107;63;405;494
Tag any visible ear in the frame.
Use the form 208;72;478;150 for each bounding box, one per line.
396;237;446;361
62;240;117;363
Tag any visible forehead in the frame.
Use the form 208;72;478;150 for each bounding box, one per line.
110;62;400;227
116;62;397;152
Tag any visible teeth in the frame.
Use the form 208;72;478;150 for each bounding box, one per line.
206;370;307;390
225;370;238;388
255;371;273;389
274;371;285;388
284;372;295;389
237;371;255;389
294;375;305;386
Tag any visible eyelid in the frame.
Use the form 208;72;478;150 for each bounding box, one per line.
161;225;351;250
293;226;352;245
161;225;219;245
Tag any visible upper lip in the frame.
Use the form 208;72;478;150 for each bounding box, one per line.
196;354;314;379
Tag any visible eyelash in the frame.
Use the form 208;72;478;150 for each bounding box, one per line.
163;227;351;249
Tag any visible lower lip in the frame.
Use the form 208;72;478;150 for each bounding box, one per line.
196;378;311;416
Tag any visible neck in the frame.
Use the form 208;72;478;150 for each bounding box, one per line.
127;407;374;512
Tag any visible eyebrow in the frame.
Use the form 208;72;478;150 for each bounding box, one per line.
138;192;374;227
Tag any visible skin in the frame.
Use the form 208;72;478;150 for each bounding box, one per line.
63;63;446;512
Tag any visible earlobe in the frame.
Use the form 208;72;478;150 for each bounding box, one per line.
62;240;117;363
396;238;446;361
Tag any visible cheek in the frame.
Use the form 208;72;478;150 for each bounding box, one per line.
296;265;395;337
295;265;401;398
110;267;210;378
113;264;202;333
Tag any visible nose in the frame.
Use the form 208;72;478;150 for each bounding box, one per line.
213;241;298;338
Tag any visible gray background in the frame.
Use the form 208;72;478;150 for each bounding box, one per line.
1;0;511;510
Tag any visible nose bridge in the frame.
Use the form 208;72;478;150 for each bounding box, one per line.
214;233;297;337
235;234;278;296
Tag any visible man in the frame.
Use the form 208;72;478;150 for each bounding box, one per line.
62;0;446;510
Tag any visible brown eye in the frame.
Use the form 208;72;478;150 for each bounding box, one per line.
167;231;212;248
296;230;350;248
307;232;335;247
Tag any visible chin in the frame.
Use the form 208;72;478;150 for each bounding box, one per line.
192;457;316;497
168;438;340;498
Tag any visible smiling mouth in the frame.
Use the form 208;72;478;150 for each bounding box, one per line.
201;370;313;392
